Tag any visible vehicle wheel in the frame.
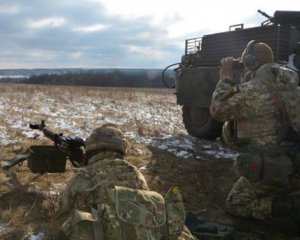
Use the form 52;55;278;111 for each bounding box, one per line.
182;106;223;140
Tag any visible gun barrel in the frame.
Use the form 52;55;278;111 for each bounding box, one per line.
43;128;59;142
258;9;272;19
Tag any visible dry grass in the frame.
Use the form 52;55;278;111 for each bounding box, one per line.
0;83;180;137
0;83;296;239
0;83;187;239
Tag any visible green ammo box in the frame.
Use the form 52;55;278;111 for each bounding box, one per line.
28;146;67;173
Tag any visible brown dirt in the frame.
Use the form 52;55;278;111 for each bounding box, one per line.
1;139;298;240
0;84;299;240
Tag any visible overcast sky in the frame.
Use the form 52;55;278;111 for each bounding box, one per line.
0;0;298;69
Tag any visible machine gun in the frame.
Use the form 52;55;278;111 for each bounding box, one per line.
258;9;300;27
1;120;86;173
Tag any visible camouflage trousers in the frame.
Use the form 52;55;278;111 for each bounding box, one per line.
225;176;273;220
225;176;300;221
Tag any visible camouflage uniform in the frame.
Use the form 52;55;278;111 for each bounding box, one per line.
210;60;299;220
58;124;196;240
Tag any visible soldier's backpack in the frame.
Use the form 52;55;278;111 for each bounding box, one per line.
61;186;195;240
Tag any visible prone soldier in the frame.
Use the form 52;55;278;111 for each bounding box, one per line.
56;124;196;240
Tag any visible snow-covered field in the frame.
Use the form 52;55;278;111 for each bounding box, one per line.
0;84;238;161
0;83;239;239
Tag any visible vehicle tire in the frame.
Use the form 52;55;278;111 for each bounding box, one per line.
182;106;223;140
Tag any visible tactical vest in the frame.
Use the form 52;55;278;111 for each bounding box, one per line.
236;64;299;184
61;186;194;240
236;112;278;139
60;157;194;240
237;64;299;141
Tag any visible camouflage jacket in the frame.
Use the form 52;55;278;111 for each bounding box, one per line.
59;151;149;213
210;63;299;148
58;151;196;240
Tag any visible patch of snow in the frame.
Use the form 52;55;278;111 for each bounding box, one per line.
23;131;39;139
202;144;213;149
51;182;66;194
151;135;195;159
139;165;148;171
135;148;144;155
8;119;28;130
28;232;45;240
0;223;14;236
204;147;240;160
176;150;191;158
41;182;66;196
150;135;239;161
48;190;60;196
124;131;153;145
0;126;18;146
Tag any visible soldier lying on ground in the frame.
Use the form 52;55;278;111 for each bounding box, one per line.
55;123;196;240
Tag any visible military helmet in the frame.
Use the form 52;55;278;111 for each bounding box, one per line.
241;40;274;69
85;124;128;156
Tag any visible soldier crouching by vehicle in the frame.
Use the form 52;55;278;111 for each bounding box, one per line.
210;40;300;227
55;123;196;240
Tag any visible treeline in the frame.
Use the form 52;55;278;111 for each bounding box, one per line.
19;69;174;88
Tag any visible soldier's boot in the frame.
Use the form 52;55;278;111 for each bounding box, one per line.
272;195;300;222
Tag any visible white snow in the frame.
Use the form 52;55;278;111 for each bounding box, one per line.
151;135;195;159
28;232;45;240
0;86;241;238
150;135;239;160
0;223;14;237
0;87;239;163
205;149;240;160
0;126;19;146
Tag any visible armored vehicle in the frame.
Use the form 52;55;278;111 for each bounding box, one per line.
163;10;300;140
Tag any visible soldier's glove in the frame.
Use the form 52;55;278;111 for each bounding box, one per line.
220;57;234;80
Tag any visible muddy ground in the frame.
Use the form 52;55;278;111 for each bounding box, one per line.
1;138;299;240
